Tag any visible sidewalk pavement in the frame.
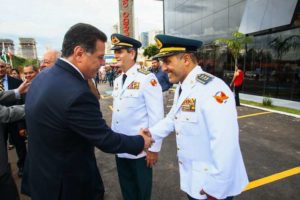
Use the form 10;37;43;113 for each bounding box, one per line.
240;93;300;110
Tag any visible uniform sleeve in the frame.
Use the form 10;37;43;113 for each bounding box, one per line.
201;83;241;198
142;74;164;152
66;92;144;155
0;90;17;104
149;104;176;152
0;104;25;123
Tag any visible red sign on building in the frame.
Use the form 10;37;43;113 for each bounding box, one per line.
119;0;134;37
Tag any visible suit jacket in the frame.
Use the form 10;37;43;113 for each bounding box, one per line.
0;90;24;177
21;59;144;200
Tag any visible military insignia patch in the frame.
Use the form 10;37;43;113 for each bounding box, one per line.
127;81;140;89
150;79;157;86
181;98;196;112
137;68;150;75
213;91;229;104
111;36;120;44
155;37;163;49
196;73;214;85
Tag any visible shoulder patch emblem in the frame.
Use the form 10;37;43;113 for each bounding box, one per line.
150;79;157;86
196;73;214;85
137;68;150;75
213;91;229;104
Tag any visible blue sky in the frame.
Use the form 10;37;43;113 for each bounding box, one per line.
0;0;163;58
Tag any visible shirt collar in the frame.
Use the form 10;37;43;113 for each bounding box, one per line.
180;65;203;90
60;58;85;79
123;64;138;77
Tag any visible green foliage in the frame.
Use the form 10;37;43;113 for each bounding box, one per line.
241;99;300;115
8;55;39;68
214;31;252;68
268;35;300;60
262;96;273;107
143;44;159;59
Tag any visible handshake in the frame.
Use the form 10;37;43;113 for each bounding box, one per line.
139;128;154;150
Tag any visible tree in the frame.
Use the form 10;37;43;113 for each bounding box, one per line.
8;55;39;68
143;44;159;59
214;31;252;69
268;35;300;61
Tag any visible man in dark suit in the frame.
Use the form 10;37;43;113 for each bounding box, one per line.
21;23;153;200
0;81;29;200
0;60;27;177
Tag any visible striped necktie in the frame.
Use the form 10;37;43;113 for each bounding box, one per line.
0;79;4;92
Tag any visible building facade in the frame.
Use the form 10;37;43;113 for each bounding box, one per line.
163;0;300;101
18;38;37;59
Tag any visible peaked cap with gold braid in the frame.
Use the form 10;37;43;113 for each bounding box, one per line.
153;34;203;58
110;33;141;50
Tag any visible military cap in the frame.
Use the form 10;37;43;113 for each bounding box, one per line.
111;33;141;50
153;34;202;58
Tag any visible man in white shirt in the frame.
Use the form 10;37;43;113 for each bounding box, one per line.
144;34;249;200
110;33;164;200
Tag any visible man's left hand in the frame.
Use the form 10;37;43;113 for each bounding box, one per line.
146;151;158;168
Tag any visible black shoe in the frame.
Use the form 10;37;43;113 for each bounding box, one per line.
18;168;23;177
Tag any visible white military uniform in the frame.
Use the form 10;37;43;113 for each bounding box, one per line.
150;66;248;199
112;64;164;158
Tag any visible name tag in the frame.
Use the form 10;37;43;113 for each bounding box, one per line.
181;98;196;112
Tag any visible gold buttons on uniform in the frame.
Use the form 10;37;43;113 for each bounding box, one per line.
179;161;182;164
120;98;122;100
177;147;180;150
176;132;179;136
204;168;208;171
117;109;120;112
175;116;178;120
116;121;119;124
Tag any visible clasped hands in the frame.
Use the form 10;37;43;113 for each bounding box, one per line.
139;128;159;168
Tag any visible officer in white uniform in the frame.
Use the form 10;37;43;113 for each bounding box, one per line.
110;33;164;200
145;35;249;200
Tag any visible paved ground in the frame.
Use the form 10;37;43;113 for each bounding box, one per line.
9;83;300;200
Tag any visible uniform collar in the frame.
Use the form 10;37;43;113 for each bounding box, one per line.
179;65;203;91
123;64;138;78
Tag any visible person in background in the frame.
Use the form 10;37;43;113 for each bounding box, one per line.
106;65;115;87
10;69;21;80
39;50;61;71
0;81;30;200
230;64;244;106
23;65;39;82
150;57;173;105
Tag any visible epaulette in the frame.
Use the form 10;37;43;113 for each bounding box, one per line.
196;73;214;85
137;68;150;75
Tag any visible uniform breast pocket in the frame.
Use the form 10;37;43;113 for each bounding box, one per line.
178;112;198;123
123;91;140;107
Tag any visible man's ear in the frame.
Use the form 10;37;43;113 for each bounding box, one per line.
73;46;85;63
182;53;191;65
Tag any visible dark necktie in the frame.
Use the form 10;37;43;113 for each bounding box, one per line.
178;86;182;97
0;79;4;92
122;74;127;86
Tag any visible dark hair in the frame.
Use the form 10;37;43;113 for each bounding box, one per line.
11;69;19;74
152;58;159;62
61;23;107;57
126;48;138;62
